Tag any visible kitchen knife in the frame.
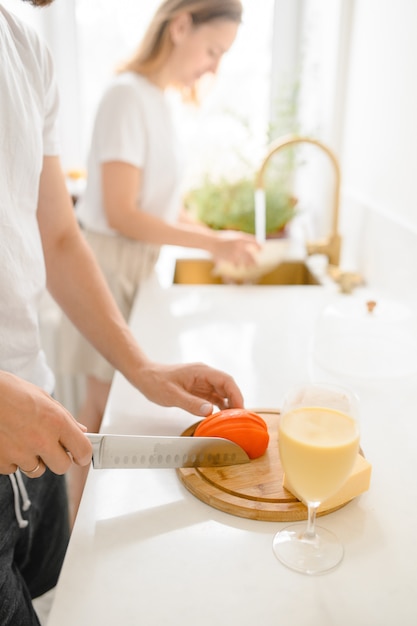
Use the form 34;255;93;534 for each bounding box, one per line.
87;433;250;469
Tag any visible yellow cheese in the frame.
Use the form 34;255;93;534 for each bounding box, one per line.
282;453;372;512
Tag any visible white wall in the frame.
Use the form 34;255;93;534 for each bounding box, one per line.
342;0;417;229
339;0;417;303
285;0;417;304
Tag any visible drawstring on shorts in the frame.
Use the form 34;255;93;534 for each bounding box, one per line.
9;469;31;528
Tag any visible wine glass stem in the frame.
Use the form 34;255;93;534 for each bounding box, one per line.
305;502;320;539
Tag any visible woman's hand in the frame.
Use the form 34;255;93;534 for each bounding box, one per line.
133;361;245;417
209;230;260;266
0;371;92;476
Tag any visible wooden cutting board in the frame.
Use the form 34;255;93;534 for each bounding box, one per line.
177;410;354;522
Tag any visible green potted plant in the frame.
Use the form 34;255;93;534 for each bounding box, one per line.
184;171;297;237
183;84;300;237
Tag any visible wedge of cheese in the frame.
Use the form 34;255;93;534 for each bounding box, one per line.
282;454;372;512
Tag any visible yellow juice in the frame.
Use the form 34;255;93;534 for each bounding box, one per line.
279;407;359;504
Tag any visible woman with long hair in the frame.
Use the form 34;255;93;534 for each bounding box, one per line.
63;0;258;524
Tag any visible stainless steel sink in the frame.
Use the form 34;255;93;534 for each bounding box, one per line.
172;259;320;285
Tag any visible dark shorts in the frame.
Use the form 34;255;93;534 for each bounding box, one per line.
0;469;69;626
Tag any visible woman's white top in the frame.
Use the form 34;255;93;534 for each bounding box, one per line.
77;72;184;236
0;6;59;392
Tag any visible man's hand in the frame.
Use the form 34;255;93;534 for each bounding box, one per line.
133;361;245;417
0;371;92;476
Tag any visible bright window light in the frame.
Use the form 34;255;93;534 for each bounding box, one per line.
75;0;276;184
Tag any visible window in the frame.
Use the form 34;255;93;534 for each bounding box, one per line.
5;0;277;183
74;0;276;186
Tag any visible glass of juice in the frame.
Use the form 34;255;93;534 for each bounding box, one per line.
273;382;360;575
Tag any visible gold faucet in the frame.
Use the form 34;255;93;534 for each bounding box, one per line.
255;134;342;266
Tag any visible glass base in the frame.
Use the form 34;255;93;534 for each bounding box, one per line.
272;522;344;575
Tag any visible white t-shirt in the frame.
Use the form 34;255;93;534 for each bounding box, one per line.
77;72;184;236
0;6;60;392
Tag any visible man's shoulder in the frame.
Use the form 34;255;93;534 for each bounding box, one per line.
1;5;52;75
1;6;43;51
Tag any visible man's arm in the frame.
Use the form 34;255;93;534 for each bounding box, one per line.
37;156;244;415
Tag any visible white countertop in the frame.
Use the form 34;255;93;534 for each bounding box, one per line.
48;270;417;626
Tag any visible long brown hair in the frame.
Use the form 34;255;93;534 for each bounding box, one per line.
117;0;243;102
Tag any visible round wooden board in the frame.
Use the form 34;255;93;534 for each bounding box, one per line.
176;410;352;522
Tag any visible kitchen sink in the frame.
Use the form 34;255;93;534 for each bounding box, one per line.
172;259;320;285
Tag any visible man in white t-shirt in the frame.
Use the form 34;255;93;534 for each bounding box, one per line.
0;2;245;623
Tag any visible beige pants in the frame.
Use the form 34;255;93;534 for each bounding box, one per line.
57;229;160;382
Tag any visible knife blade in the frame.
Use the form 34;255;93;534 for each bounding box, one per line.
86;433;250;469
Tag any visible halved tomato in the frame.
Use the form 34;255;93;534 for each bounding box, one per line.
194;408;269;459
